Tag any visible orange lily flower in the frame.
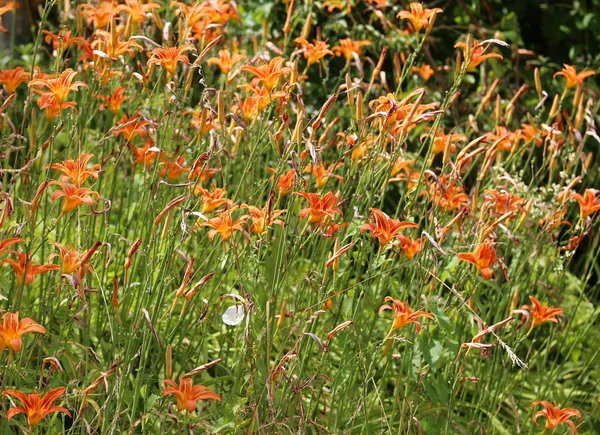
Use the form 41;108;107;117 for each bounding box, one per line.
159;155;190;182
0;312;46;352
1;251;60;285
238;83;287;112
456;239;497;280
28;68;87;105
411;63;435;81
554;64;595;89
0;237;24;257
360;208;418;246
422;176;470;211
130;138;160;168
241;204;286;234
148;45;193;76
421;129;467;156
398;235;423;259
483;189;524;215
42;30;84;51
207;49;245;76
332;38;371;61
295;191;343;225
397;2;442;32
116;0;160;24
189;166;221;184
514;296;563;332
162;377;221;413
80;1;118;29
379;297;434;340
2;387;70;428
197;210;246;242
269;168;295;197
0;2;16;33
35;93;77;120
50;182;100;216
455;39;504;71
241;57;290;91
0;67;30;94
49;241;101;279
108;86;128;114
192;186;233;213
368;92;438;131
294;37;333;66
91;30;143;59
532;401;581;434
570;188;600;217
46;153;102;187
113;112;150;143
304;162;344;189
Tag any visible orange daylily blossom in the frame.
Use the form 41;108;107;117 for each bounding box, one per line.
159;155;190;182
570;188;600;217
46;153;102;187
304;162;344;189
421;129;467;156
454;39;505;71
422;176;470;212
28;68;87;105
554;64;595;89
332;38;371;61
379;297;434;340
388;158;419;187
519;123;548;147
360;208;419;246
514;296;563;332
50;182;100;216
162;377;221;413
237;83;287;112
116;0;160;24
35;93;77;120
0;2;16;33
0;312;46;352
113;112;150;143
398;235;423;260
91;30;143;60
130;138;160;168
411;63;435;81
189;166;221;184
207;49;246;76
197;210;247;242
241;204;286;234
322;0;349;13
490;126;520;152
192;186;233;213
483;189;524;215
0;67;30;94
108;86;128;114
148;45;193;76
184;108;220;134
368;92;438;131
241;57;290;92
397;2;442;32
80;1;118;29
0;238;24;257
322;221;350;238
42;30;84;51
3;387;70;428
268;168;295;197
456;239;498;280
532;401;581;435
295;191;343;225
294;37;333;67
1;251;60;285
49;241;101;279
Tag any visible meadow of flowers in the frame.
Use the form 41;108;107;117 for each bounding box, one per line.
0;0;599;433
